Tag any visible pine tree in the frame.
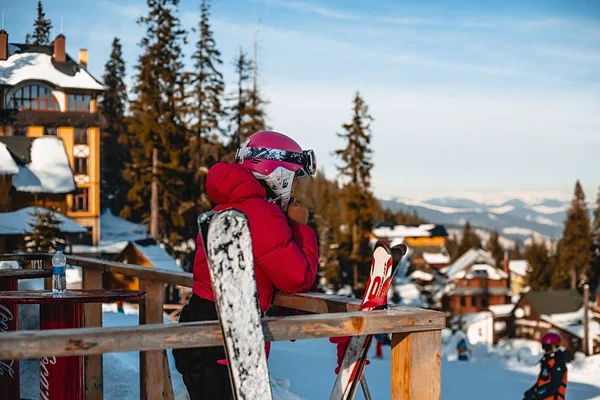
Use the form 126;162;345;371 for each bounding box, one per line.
225;48;268;159
334;91;375;291
512;242;523;259
317;176;343;286
553;180;593;289
100;37;130;214
487;230;504;269
243;86;267;136
446;233;460;261
120;0;191;246
589;186;600;292
26;1;52;45
525;236;553;291
457;221;481;257
24;206;65;253
227;49;252;153
188;0;226;173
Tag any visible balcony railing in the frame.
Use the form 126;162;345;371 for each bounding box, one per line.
0;253;445;399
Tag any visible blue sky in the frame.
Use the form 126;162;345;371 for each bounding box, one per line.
3;0;600;201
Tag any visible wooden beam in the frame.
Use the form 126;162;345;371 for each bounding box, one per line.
0;308;444;359
83;268;104;400
1;254;381;317
272;292;361;313
66;256;193;287
391;330;442;400
139;279;170;400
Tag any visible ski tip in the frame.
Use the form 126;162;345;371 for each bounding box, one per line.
391;243;408;257
373;240;391;253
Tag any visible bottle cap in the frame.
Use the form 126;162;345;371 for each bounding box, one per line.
56;246;63;252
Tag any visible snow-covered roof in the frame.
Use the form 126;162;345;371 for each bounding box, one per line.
0;206;87;235
445;248;497;279
100;209;148;242
409;270;435;281
509;260;529;277
0;136;76;193
372;224;444;239
459;311;491;326
541;307;600;345
0;142;19;175
131;239;182;272
423;252;450;265
72;209;149;254
489;304;515;316
454;263;509;280
0;47;105;91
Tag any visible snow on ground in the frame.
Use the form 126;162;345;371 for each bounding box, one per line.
268;332;600;399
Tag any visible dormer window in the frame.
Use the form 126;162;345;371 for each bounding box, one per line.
7;85;60;111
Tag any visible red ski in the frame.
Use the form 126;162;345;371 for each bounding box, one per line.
329;241;407;400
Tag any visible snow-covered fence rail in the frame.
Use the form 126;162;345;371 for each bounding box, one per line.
0;253;445;400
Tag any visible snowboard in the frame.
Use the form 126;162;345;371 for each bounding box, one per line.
198;209;273;400
329;241;408;400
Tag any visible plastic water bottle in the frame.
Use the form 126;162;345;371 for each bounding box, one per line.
52;246;67;295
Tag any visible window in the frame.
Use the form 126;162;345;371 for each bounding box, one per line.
74;128;88;144
68;94;92;111
74;157;88;175
71;188;89;212
481;297;488;307
460;296;466;306
12;126;27;136
7;85;59;111
44;127;57;136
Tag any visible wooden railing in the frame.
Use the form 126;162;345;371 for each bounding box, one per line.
0;253;445;399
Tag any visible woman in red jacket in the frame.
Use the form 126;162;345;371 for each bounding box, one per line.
173;130;320;400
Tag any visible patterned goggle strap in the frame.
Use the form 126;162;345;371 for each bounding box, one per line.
236;146;317;177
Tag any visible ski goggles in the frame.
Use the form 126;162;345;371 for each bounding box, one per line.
235;146;317;178
542;343;560;352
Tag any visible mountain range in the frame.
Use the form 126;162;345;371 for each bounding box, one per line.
378;194;578;245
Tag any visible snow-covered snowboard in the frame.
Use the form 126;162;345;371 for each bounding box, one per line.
198;209;273;400
329;241;408;400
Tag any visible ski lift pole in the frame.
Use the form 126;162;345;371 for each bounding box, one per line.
360;375;373;400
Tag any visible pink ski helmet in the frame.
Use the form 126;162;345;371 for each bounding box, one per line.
235;131;317;209
541;332;561;351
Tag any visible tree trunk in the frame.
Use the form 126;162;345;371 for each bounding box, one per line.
352;222;359;289
570;268;577;289
151;147;158;240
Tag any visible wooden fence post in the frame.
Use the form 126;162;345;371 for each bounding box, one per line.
391;330;442;400
43;257;52;290
139;279;174;400
83;268;104;400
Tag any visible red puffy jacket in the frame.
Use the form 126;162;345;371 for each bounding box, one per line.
192;162;319;313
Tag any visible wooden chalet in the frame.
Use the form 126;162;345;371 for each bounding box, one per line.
440;248;511;314
512;289;600;360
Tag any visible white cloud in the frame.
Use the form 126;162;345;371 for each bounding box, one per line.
98;0;146;20
251;0;360;20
